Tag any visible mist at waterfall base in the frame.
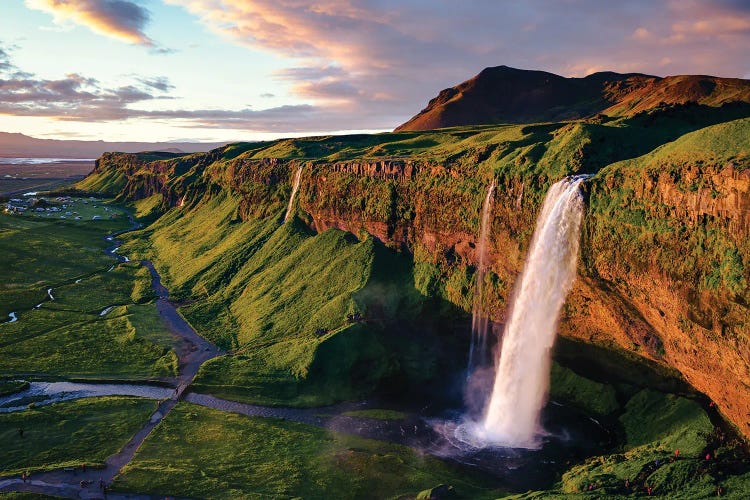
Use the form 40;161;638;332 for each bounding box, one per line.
430;176;590;460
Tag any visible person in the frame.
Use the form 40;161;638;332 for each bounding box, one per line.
82;463;87;472
706;453;712;461
646;484;653;496
674;449;680;459
624;478;630;489
21;472;26;483
17;428;24;438
717;485;725;496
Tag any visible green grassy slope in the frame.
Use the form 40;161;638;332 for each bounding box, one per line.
122;191;462;405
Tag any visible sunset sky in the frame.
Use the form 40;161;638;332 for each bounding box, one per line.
1;0;749;142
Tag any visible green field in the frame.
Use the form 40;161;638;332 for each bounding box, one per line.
0;204;176;380
342;409;409;420
114;403;503;499
0;397;156;476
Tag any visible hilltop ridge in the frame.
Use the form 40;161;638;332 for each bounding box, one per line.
396;65;750;130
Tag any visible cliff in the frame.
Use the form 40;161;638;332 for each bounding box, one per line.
80;113;750;438
396;65;750;131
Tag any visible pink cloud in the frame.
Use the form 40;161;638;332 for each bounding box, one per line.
26;0;155;46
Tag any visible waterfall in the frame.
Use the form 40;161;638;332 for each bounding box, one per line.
482;176;587;448
283;165;303;223
468;181;496;372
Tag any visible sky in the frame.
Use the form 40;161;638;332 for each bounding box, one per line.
0;0;749;142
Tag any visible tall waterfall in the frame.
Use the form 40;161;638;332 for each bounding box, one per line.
482;176;587;448
468;181;496;372
283;165;303;223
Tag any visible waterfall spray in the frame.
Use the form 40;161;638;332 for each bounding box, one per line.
480;176;587;448
468;181;496;372
283;165;303;223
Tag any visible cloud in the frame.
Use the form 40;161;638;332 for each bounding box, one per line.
0;44;372;132
25;0;155;46
136;76;175;92
165;0;750;128
10;1;750;135
259;92;275;98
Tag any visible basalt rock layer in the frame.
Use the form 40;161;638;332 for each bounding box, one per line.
81;113;750;438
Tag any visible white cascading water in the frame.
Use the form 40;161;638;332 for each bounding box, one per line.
480;176;587;448
468;181;496;372
283;165;303;223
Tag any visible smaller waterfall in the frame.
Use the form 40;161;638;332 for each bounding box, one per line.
468;181;496;373
283;165;304;223
482;176;587;448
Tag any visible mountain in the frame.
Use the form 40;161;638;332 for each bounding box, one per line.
396;65;750;131
0;132;227;158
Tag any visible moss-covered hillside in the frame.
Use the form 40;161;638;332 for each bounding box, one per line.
79;107;750;437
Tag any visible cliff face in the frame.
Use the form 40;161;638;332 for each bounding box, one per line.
81;117;750;438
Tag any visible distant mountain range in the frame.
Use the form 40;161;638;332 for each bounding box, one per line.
0;132;227;158
396;65;750;131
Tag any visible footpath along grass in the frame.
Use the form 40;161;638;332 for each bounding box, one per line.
0;397;156;476
114;403;504;500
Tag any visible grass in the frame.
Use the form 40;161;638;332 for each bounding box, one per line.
0;494;62;499
494;390;749;498
0;380;29;397
342;409;409;420
0;210;126;314
114;402;503;499
0;205;177;380
122;191;465;406
556;390;716;495
0;304;177;378
0;397;156;476
548;362;620;417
